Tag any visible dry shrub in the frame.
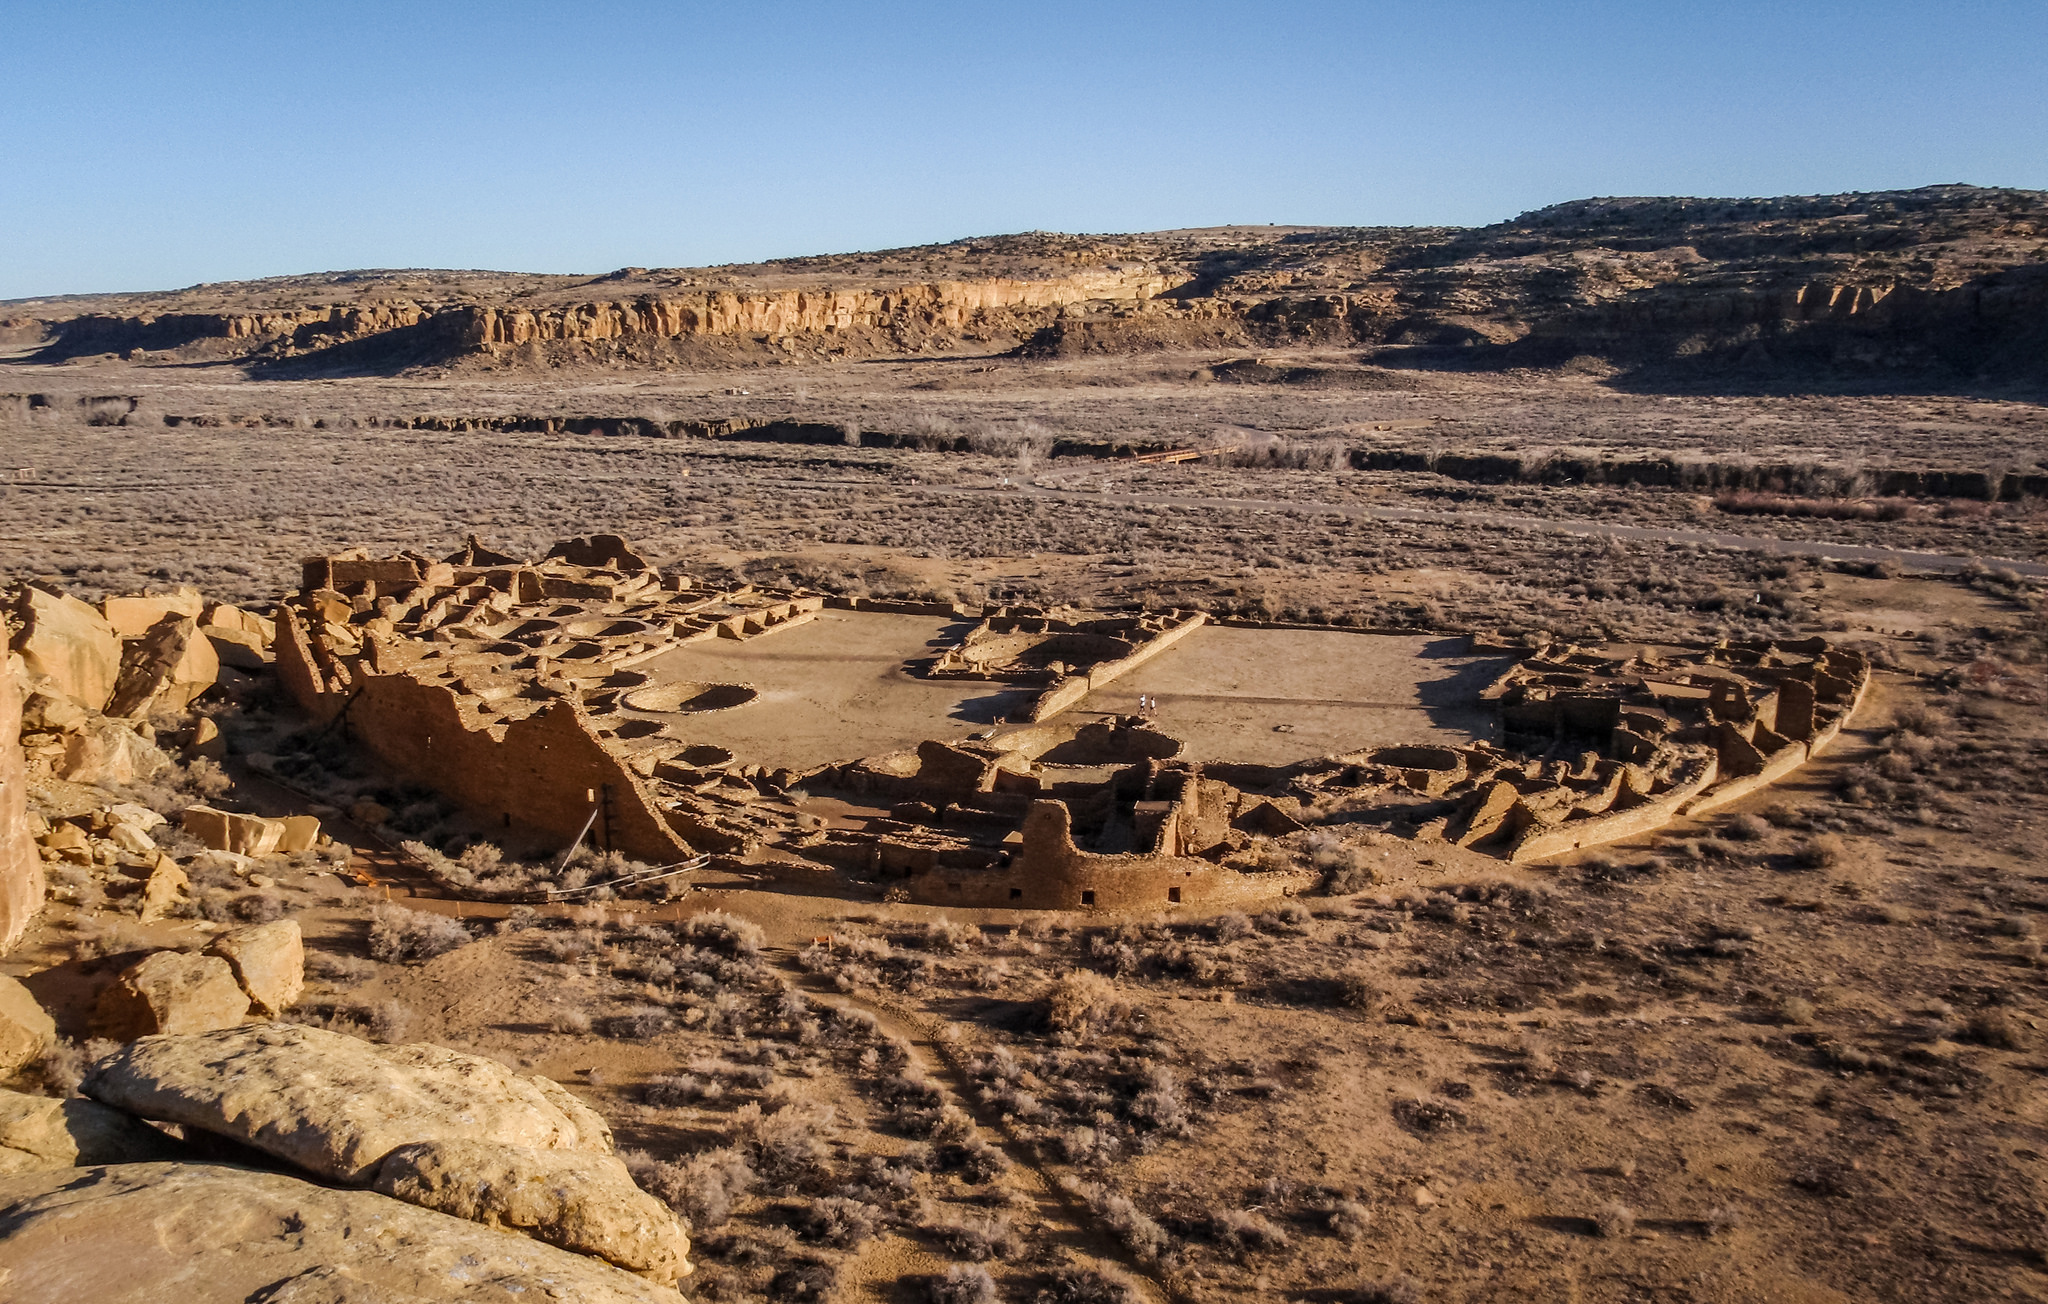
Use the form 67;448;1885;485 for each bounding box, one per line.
1713;492;1911;522
1076;1184;1170;1263
922;1206;1023;1261
1594;1201;1636;1238
1211;1207;1290;1254
928;1264;999;1304
679;909;765;957
732;1093;836;1190
366;902;472;963
1041;971;1136;1035
607;1005;677;1040
912;918;977;953
795;1195;882;1248
1306;831;1375;894
1964;1009;2029;1050
1356;1274;1423;1304
1724;813;1770;841
1794;835;1846;869
1392;1096;1466;1133
768;1257;838;1301
1040;1265;1143;1304
625;1145;757;1230
1778;997;1817;1026
27;1037;121;1097
1327;1198;1372;1242
1333;966;1387;1014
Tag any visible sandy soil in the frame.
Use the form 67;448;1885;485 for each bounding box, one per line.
1080;627;1505;765
639;612;1034;768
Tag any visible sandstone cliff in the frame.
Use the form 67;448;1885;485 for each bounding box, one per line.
16;185;2048;385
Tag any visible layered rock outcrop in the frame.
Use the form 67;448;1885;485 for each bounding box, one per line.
0;1162;681;1304
23;184;2048;382
72;1024;686;1284
0;1090;187;1174
83;1023;616;1184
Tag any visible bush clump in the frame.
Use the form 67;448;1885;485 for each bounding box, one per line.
366;903;472;964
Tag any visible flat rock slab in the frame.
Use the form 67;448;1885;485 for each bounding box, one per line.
0;1088;188;1174
0;1161;680;1304
83;1023;614;1183
374;1139;691;1284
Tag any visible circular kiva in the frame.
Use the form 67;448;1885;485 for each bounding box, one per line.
622;680;759;714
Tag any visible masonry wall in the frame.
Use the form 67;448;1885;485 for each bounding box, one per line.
904;799;1302;912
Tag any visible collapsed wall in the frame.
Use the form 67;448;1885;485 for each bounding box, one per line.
274;537;823;865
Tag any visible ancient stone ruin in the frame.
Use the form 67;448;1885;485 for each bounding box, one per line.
268;536;1869;913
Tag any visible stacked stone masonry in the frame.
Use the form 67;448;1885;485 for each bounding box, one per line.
274;536;1869;914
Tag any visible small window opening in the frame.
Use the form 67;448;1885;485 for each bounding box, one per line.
1168;887;1182;903
1081;890;1096;906
1008;888;1023;900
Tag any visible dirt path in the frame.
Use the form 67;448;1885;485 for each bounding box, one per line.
777;949;1171;1302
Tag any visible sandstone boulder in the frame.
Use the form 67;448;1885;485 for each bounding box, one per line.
36;821;90;864
207;919;304;1015
0;975;56;1076
138;856;188;923
92;951;251;1039
106;819;158;857
0;1162;680;1304
106;614;221;718
373;1139;691;1284
1;651;44;952
12;586;121;711
101;588;204;639
279;814;322;853
182;805;285;856
187;715;226;759
107;802;167;832
204;625;273;669
0;1089;187;1173
83;1023;615;1183
55;718;171;787
202;602;274;641
19;689;86;733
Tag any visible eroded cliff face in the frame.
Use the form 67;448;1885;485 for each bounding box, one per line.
461;268;1170;346
19;185;2048;384
0;650;44;953
33;269;1174;369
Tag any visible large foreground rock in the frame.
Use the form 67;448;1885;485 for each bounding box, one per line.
11;586;121;711
92;951;252;1039
0;1089;188;1173
375;1139;691;1285
106;613;221;718
102;588;205;638
0;1162;681;1304
83;1023;615;1183
2;652;48;952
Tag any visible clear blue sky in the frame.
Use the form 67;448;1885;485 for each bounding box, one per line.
2;0;2043;300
